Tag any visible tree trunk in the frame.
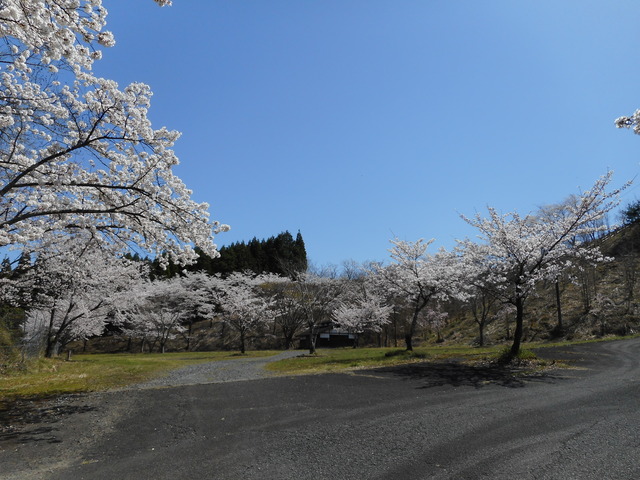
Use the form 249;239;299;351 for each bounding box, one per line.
406;296;428;351
404;334;413;351
45;338;56;358
283;330;295;350
478;322;484;347
44;309;57;358
308;325;317;355
555;280;563;331
509;296;525;358
186;322;193;351
240;330;246;354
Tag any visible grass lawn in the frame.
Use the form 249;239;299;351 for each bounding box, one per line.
0;350;279;408
266;336;637;375
265;344;509;375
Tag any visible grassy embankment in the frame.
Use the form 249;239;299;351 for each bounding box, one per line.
0;350;278;409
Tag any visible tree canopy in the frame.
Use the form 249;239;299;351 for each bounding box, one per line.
0;0;227;264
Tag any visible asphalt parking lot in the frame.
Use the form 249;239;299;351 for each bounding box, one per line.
2;338;639;480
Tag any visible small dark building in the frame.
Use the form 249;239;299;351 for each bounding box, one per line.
298;322;355;349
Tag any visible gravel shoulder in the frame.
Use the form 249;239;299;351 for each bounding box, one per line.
131;349;301;389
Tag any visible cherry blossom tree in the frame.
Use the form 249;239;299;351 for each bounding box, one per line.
268;279;306;349
466;287;497;347
175;271;227;350
218;272;281;354
457;173;625;359
332;279;391;348
422;305;448;343
0;0;228;264
120;277;193;354
288;272;340;354
374;239;459;351
616;110;640;135
2;235;143;356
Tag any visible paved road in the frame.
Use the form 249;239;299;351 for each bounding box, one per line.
1;339;639;479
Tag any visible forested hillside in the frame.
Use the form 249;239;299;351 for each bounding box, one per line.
194;230;308;277
146;231;308;279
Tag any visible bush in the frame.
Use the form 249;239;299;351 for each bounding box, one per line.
497;347;537;364
384;349;427;359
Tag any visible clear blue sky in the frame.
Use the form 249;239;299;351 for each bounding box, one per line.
94;0;640;267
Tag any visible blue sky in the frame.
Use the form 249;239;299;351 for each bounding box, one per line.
94;1;640;267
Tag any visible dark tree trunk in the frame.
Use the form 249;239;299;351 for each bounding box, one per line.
186;322;193;351
282;329;295;350
308;325;317;355
240;329;246;354
555;281;563;331
509;296;525;358
406;295;430;351
404;334;413;351
44;309;57;358
45;338;56;358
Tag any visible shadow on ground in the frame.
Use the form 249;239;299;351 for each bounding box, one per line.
0;397;96;447
360;361;561;389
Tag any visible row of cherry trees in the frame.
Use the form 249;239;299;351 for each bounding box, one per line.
0;1;635;360
0;246;392;356
0;171;626;358
381;172;625;357
0;0;228;360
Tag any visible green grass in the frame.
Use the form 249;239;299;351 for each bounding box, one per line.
268;335;640;376
266;344;506;375
0;350;279;408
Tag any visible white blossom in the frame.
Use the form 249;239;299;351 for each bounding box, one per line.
3;234;145;356
0;0;228;265
457;172;625;356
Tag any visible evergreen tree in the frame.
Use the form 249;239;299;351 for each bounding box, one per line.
621;200;640;225
294;231;308;273
1;257;12;278
194;231;308;277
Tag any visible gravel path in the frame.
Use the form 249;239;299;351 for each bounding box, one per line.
132;350;302;389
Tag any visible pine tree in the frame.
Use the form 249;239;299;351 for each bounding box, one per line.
196;231;309;277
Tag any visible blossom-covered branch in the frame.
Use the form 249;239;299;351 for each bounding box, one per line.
0;0;228;264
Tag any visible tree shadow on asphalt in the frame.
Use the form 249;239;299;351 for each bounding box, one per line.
0;397;96;447
363;361;562;389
